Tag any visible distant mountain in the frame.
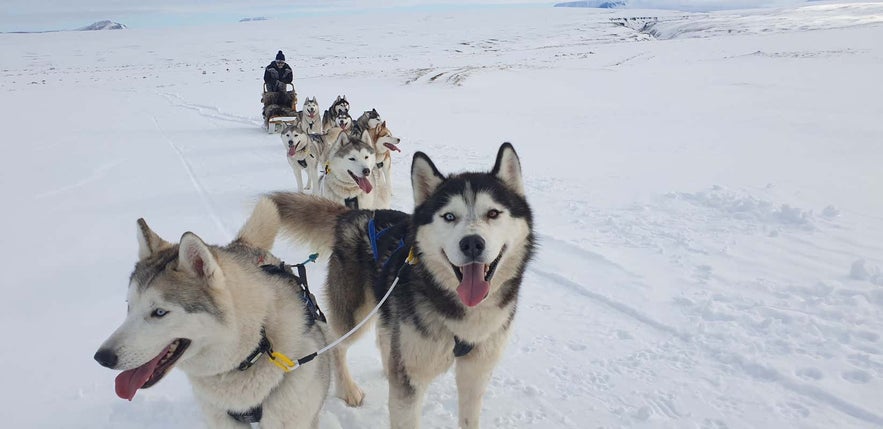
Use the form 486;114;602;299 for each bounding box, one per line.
239;17;269;22
554;1;627;8
78;20;127;31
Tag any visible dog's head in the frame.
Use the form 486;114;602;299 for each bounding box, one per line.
361;108;382;129
94;202;280;401
281;125;310;159
335;111;353;131
332;95;350;114
371;121;401;157
303;97;319;117
411;143;533;308
328;131;376;194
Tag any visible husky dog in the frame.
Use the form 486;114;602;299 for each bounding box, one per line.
299;97;323;134
317;131;377;210
354;109;382;135
322;95;350;131
268;143;534;429
93;200;332;428
282;125;328;193
330;110;354;134
364;121;401;209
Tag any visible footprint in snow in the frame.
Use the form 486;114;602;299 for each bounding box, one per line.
841;370;871;384
795;367;823;380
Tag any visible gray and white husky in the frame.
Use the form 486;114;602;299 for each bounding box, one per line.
354;108;382;135
321;95;350;131
317;130;378;209
267;143;534;428
282;124;327;194
93;200;331;428
299;97;323;134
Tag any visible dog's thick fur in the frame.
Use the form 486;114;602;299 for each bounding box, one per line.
268;143;534;428
299;97;323;134
94;200;331;428
282;124;328;194
366;120;401;209
317;131;379;209
321;95;350;131
354;109;382;136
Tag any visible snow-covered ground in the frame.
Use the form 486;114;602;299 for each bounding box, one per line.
2;2;882;428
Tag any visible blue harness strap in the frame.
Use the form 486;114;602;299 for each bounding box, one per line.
368;217;404;269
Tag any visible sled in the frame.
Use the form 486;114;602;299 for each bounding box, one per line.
267;116;299;134
262;82;297;108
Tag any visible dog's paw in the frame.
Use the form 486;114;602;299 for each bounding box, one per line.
338;384;365;407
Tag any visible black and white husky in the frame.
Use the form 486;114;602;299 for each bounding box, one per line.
266;143;535;428
321;95;350;131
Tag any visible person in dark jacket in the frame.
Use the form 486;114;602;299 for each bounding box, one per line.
264;50;293;92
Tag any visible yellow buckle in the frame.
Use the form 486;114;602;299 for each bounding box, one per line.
269;351;298;372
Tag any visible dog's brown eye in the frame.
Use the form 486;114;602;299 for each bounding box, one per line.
442;213;456;222
487;209;501;219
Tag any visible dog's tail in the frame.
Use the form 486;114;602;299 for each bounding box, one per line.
237;197;281;251
268;192;349;255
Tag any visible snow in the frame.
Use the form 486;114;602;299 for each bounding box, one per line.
2;2;883;428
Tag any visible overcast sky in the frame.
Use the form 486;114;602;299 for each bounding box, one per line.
0;0;821;32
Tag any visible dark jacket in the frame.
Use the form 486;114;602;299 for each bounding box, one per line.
264;62;293;90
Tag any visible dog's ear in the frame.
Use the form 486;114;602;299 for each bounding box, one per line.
361;129;373;146
491;142;524;196
380;120;387;129
411;152;445;206
372;108;378;114
334;130;350;149
137;218;171;260
178;232;222;284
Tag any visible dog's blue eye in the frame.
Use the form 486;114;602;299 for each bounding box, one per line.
442;213;456;222
151;309;169;318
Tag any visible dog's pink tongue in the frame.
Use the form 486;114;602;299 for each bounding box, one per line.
114;346;167;401
384;142;401;152
355;176;373;194
287;146;296;156
457;264;490;307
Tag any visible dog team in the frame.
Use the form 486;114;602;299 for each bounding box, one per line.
278;95;401;211
94;50;535;429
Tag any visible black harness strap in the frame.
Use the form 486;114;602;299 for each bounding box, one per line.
297;160;308;168
344;197;359;210
238;327;273;371
228;259;325;424
453;336;475;357
228;406;263;424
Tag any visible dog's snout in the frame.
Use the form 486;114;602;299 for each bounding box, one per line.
362;168;371;176
94;348;119;369
459;235;485;259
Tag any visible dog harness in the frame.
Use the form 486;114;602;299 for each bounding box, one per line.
367;216;406;270
366;215;475;357
228;258;325;426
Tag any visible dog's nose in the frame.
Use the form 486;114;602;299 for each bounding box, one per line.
94;348;118;369
459;235;485;259
362;168;371;176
